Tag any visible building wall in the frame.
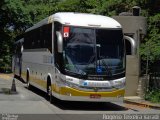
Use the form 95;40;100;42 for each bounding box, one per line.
113;16;147;35
112;16;147;96
125;55;139;96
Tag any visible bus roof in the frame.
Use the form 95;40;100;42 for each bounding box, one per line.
26;12;122;32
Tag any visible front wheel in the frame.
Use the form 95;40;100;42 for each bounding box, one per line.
26;72;31;89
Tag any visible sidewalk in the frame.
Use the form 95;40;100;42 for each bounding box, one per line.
0;73;17;94
0;73;13;80
124;96;160;110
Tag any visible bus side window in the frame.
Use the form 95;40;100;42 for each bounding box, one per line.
38;28;42;49
45;24;52;52
39;24;52;52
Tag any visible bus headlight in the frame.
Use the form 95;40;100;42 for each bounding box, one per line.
58;75;79;89
65;76;80;88
59;76;78;88
114;81;124;88
58;77;67;85
111;77;125;89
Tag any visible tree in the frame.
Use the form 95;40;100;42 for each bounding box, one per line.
0;0;51;71
0;0;65;72
0;0;160;73
140;13;160;62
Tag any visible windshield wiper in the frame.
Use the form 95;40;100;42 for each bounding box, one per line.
71;64;87;78
83;54;97;74
99;56;112;77
96;44;112;76
65;54;87;78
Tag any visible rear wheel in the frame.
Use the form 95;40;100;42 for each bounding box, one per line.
47;78;52;103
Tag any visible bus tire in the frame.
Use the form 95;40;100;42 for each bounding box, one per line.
26;71;31;89
47;77;52;103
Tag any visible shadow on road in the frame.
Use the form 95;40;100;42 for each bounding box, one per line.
14;75;26;83
26;85;128;111
54;101;128;111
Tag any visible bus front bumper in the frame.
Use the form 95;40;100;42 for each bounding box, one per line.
52;86;125;102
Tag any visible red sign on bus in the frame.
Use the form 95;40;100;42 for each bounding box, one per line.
63;27;70;38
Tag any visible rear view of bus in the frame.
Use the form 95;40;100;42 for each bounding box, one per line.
53;13;125;102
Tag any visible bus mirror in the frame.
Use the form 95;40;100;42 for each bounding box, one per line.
56;31;63;53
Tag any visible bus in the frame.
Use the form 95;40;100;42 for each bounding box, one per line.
13;12;126;103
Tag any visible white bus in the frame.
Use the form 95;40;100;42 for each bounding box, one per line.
13;12;126;103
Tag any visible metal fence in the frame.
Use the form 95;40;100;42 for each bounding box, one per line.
149;72;160;89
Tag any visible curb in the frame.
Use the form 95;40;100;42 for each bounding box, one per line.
124;99;160;110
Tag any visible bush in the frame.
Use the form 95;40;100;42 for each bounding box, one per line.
145;89;160;103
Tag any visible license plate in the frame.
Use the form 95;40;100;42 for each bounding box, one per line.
90;94;101;99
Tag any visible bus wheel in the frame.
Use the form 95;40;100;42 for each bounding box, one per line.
26;71;31;89
47;78;52;103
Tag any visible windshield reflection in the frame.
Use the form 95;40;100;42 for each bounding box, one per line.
64;27;125;76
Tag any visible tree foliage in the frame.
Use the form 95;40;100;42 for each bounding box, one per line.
140;13;160;62
0;0;160;72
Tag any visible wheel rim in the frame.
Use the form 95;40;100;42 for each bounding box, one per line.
48;85;52;103
26;74;29;88
27;80;30;87
26;73;30;88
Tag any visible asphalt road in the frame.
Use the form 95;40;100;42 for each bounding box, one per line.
0;74;159;120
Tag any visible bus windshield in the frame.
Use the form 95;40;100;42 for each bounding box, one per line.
63;27;125;77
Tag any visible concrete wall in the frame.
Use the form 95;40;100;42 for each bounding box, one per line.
113;16;147;35
112;16;147;96
125;55;139;96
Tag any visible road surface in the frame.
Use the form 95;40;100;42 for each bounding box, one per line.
0;74;159;120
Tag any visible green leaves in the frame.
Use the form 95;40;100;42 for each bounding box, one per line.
145;89;160;103
0;0;62;72
0;0;160;72
140;13;160;62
